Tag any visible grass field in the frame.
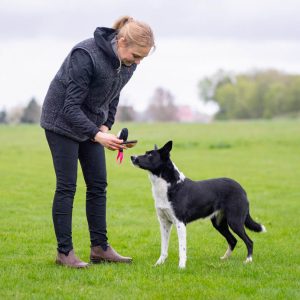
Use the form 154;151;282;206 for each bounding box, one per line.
0;120;299;299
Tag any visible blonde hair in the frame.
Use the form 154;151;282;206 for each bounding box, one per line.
113;16;155;50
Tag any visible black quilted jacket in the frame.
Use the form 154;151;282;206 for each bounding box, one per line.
40;27;136;142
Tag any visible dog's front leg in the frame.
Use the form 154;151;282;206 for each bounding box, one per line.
155;215;172;266
175;221;187;269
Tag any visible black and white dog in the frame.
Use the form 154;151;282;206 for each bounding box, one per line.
131;141;266;268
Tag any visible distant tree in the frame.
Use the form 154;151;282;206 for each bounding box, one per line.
7;106;24;124
0;109;7;123
116;105;136;121
145;87;178;121
21;97;41;123
198;69;300;119
199;69;235;102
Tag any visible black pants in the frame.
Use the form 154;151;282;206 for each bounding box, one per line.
45;130;108;254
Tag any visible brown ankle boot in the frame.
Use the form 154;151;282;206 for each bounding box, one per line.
56;250;89;268
90;245;132;264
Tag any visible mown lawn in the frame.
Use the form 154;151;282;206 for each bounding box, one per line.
0;120;299;299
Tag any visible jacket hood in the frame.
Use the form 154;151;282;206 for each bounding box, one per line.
94;27;119;65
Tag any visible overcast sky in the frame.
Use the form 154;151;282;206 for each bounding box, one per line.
1;0;300;114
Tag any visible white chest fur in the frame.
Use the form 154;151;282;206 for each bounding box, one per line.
149;174;171;209
149;174;178;224
148;164;185;210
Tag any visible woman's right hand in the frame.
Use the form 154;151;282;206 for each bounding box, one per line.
93;131;125;151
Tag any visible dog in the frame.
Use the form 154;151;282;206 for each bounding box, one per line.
131;141;266;268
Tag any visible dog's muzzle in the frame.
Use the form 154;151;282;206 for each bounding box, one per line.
130;156;138;165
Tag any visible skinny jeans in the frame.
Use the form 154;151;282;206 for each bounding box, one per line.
45;130;108;254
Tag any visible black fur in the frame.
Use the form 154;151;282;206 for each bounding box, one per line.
131;140;265;261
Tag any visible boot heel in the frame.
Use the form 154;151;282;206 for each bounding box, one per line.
90;257;104;264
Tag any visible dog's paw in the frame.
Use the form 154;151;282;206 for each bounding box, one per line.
155;256;167;266
244;256;253;264
178;257;186;268
220;247;232;260
220;255;228;260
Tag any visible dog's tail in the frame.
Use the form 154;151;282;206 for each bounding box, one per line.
245;213;267;233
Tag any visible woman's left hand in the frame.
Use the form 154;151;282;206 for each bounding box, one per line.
99;125;109;133
93;131;126;151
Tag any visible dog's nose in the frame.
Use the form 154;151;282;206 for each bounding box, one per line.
130;156;138;163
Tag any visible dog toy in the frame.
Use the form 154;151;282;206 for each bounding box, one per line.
116;128;138;164
116;128;128;164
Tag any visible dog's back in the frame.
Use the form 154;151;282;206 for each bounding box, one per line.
169;177;249;224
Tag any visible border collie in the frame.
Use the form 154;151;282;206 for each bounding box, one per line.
131;141;266;268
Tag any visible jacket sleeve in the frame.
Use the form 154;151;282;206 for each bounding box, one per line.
62;49;100;139
103;93;120;130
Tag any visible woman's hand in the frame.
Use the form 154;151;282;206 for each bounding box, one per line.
99;125;109;133
94;131;126;151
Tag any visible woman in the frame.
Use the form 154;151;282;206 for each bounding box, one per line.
40;16;155;268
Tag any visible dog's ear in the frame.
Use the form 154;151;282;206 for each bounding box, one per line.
154;144;158;150
164;140;173;152
160;141;173;158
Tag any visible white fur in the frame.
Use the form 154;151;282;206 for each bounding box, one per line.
173;163;185;183
244;256;253;263
220;246;232;260
261;225;267;233
207;210;221;220
149;174;187;268
155;212;172;266
149;174;171;209
175;220;187;268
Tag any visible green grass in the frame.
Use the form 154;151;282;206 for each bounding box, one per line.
0;120;299;299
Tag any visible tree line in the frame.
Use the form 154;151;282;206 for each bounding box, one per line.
2;69;299;124
0;98;41;124
199;69;300;119
116;87;210;122
0;89;208;125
